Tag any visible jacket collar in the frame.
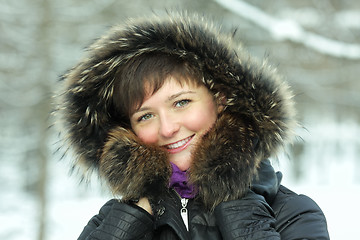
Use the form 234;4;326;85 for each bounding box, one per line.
154;160;282;239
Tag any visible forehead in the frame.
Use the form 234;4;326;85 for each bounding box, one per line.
143;76;201;98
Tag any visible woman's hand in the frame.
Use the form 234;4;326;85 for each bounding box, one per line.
135;197;153;215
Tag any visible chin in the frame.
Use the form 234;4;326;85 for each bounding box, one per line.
171;158;192;171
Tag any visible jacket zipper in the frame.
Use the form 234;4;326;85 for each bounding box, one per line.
173;189;189;231
180;198;189;231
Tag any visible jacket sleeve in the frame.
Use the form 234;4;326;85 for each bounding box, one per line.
78;199;154;240
214;191;280;240
274;189;330;240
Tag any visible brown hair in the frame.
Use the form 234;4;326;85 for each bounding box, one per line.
112;52;204;124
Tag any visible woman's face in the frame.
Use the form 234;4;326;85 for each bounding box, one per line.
130;77;220;171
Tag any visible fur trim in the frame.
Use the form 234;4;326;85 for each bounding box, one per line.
56;12;296;210
100;127;171;201
189;112;261;211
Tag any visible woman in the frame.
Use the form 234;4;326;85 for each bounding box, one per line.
57;12;329;239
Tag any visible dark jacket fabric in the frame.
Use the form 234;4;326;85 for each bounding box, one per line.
55;12;330;240
77;160;329;240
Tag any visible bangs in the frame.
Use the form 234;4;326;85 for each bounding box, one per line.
112;53;203;123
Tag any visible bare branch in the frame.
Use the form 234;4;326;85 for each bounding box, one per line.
214;0;360;59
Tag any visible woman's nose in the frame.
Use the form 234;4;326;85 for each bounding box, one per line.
159;113;180;138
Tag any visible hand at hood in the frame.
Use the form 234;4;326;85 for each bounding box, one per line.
251;159;282;205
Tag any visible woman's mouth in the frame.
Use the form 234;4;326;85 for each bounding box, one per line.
163;135;195;153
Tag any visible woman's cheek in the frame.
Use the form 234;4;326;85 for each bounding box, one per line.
194;104;217;129
187;110;216;132
135;126;158;144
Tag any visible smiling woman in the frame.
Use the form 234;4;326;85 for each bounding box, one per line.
130;77;220;171
56;12;329;239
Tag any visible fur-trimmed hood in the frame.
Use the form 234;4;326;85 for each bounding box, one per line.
56;12;296;211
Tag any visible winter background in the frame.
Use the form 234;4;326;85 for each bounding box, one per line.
1;0;359;239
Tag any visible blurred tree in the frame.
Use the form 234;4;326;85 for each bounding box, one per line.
0;0;53;239
36;0;52;239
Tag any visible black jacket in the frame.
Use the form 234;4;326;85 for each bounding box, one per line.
78;160;329;240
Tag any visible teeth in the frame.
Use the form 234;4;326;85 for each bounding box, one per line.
166;136;192;149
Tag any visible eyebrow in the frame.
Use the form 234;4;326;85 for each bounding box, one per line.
167;90;196;101
133;91;196;114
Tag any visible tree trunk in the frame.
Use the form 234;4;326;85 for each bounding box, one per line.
36;0;52;239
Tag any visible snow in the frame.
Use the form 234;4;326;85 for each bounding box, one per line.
1;191;38;240
335;10;360;29
215;0;360;59
44;157;111;240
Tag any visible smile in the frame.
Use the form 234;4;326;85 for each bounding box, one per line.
163;135;194;153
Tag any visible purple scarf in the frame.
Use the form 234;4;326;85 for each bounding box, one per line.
169;162;197;199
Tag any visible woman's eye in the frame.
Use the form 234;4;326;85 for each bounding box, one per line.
138;113;153;122
175;99;190;108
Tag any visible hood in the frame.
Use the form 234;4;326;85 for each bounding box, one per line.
56;12;296;211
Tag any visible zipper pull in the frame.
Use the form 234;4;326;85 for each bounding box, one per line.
180;198;189;231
